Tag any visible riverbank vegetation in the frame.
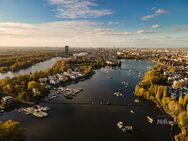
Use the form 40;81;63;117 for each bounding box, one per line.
0;120;25;141
0;48;65;73
135;65;188;141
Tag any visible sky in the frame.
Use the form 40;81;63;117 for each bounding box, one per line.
0;0;188;48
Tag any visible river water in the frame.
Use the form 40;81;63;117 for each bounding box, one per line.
0;60;176;141
0;57;61;80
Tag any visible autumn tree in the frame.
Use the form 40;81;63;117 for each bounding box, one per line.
0;120;25;141
27;81;39;90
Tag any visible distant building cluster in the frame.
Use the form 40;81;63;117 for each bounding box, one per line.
39;69;86;86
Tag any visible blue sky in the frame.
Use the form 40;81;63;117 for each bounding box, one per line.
0;0;188;47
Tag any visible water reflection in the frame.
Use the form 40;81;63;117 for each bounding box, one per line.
0;57;61;80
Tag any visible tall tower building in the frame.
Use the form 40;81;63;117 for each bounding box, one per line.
65;45;69;56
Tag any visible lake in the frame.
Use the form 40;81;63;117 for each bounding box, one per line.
0;60;177;141
0;57;62;80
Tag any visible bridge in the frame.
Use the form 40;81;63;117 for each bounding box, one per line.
43;101;149;107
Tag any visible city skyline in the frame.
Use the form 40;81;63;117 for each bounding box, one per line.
0;0;188;48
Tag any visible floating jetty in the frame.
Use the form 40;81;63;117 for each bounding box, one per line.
17;105;50;118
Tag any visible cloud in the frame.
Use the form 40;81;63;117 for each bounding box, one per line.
48;0;113;19
0;21;101;39
0;21;131;47
142;8;170;21
88;28;131;36
108;21;120;25
137;29;155;34
0;22;187;48
151;24;160;29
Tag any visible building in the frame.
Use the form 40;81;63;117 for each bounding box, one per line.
65;45;69;56
1;96;14;106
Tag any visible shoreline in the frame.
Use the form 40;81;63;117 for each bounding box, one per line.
134;64;187;141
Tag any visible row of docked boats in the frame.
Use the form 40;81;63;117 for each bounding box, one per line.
59;87;83;99
17;105;50;118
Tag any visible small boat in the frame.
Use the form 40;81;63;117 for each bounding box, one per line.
130;110;134;114
35;110;48;117
114;92;123;97
134;99;139;103
147;116;154;123
122;126;133;133
122;127;127;132
117;121;124;129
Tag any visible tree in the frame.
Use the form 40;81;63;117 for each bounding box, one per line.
0;120;25;141
178;112;188;128
162;86;168;98
162;97;171;107
179;96;184;107
2;84;14;96
27;81;39;90
183;95;188;108
17;92;27;101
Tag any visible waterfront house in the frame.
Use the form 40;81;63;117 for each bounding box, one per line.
1;96;14;106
